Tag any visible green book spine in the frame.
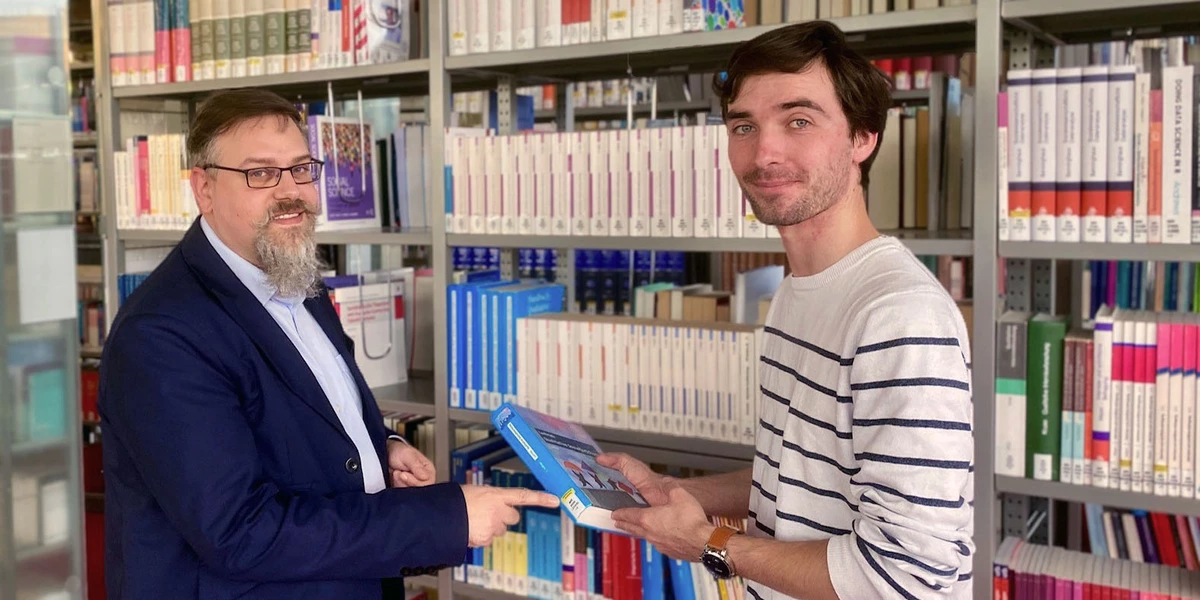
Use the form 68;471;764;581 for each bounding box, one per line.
1027;313;1068;481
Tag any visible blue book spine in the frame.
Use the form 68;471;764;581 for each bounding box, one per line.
479;288;492;412
643;541;664;600
669;558;695;600
448;283;462;408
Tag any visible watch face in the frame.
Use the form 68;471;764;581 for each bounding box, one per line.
702;552;733;579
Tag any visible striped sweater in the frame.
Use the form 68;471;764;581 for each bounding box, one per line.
749;236;974;600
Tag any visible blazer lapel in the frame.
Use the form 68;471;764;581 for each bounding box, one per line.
179;219;351;443
305;293;391;466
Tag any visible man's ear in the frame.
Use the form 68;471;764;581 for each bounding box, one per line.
190;166;213;215
852;130;878;165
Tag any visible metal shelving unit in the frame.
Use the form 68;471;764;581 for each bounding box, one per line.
996;476;1200;518
449;230;974;256
1000;241;1200;262
80;0;1200;598
111;59;432;100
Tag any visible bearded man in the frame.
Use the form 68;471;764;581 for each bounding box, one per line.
98;88;556;600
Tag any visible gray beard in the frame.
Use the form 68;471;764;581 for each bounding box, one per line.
254;221;322;299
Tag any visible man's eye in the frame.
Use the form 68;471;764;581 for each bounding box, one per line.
248;169;273;180
791;119;810;128
733;124;754;135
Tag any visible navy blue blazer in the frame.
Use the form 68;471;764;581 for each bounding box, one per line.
98;218;467;599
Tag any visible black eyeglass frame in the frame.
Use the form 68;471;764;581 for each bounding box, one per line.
202;160;326;189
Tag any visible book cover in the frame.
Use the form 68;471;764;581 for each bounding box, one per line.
307;115;380;228
491;402;649;532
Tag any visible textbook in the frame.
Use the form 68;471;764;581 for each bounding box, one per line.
490;402;649;532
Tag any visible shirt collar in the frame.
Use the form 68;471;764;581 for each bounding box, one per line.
200;216;301;308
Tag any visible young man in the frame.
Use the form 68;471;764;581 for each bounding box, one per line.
99;88;557;600
598;21;974;600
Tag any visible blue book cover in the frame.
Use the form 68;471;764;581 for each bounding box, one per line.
491;402;648;532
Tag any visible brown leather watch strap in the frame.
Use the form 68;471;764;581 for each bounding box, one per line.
707;525;738;551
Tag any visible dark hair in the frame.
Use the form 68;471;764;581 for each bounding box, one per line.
714;20;893;187
187;88;306;168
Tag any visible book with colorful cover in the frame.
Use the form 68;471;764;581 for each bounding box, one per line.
490;402;648;532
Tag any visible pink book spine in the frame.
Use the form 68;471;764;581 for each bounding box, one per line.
137;137;151;218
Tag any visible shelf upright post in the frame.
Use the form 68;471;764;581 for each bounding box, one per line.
972;0;1002;597
92;0;124;332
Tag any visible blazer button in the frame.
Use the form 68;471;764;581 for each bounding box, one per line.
345;458;359;473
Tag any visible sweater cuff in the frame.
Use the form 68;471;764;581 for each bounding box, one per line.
826;533;869;600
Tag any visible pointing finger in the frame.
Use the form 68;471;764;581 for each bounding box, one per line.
503;488;560;508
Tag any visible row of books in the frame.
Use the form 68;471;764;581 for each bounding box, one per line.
1083;505;1200;569
996;306;1200;499
1081;261;1200;321
450;432;746;600
446;0;966;58
106;0;422;87
993;536;1200;599
1000;37;1200;244
444;124;770;239
514;313;763;445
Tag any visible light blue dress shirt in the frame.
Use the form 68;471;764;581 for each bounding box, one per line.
200;217;388;494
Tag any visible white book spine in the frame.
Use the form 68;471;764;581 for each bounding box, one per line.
670;327;686;436
1132;316;1148;493
741;330;757;444
607;0;631;40
517;135;535;235
590;131;611;236
514;0;536;50
557;321;572;422
488;136;504;234
109;0;128;86
1155;316;1171;496
138;0;155;83
1057;67;1083;243
501;136;518;234
572;132;591;236
231;0;248;77
1186;316;1197;499
1082;65;1109;243
552;134;571;235
629;130;650;237
998;92;1009;241
1115;316;1130;490
1162;65;1194;244
1108;65;1136;243
1031;68;1057;242
611;131;630;236
659;0;679;35
591;0;606;42
448;0;468;55
469;0;490;54
470;136;487;233
538;0;562;47
1142;316;1158;494
628;324;642;431
651;128;672;237
1169;315;1184;497
634;0;659;37
535;135;553;235
1133;72;1151;243
671;126;692;237
1092;309;1114;488
1008;69;1033;241
492;0;513;52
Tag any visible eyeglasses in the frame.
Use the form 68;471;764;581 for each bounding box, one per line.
203;160;325;189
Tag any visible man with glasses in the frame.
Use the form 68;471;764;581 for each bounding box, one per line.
98;88;556;600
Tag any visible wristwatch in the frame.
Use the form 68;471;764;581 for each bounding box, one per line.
700;525;739;580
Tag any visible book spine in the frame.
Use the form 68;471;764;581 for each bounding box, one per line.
1082;65;1110;243
1163;65;1195;243
1108;65;1136;243
1008;69;1033;241
1032;68;1057;242
1057;68;1082;242
1134;72;1151;243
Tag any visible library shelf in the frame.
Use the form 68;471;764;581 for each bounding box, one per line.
998;241;1200;262
12;439;68;458
111;58;432;100
445;5;976;85
996;476;1200;518
80;346;102;359
451;581;528;600
72;132;97;147
374;379;436;418
449;408;754;467
118;226;433;246
1001;0;1200;44
448;230;974;257
407;575;439;589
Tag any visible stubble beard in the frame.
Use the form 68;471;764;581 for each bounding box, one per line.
254;200;323;298
742;146;854;227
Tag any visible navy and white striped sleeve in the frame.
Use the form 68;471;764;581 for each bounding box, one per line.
826;292;975;599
